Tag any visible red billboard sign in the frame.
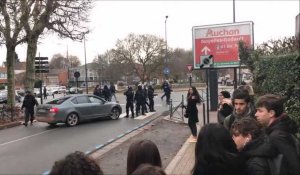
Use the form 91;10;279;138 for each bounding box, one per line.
192;21;254;69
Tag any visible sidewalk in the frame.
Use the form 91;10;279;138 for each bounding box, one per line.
165;104;218;174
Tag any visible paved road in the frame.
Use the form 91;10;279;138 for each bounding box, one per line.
0;91;179;174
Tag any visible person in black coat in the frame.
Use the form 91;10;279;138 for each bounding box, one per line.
185;86;201;141
147;85;155;112
103;85;111;101
192;123;243;175
43;86;47;99
134;85;145;116
217;90;233;124
124;86;134;118
231;117;287;175
255;94;299;175
21;91;39;126
93;85;101;97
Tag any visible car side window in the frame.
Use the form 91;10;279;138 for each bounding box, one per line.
71;98;78;104
89;96;104;104
76;96;90;104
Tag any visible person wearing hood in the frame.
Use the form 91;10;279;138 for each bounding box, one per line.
224;89;255;130
231;117;288;175
218;90;233;124
255;94;299;175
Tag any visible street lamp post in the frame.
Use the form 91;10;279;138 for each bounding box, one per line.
164;15;168;80
83;35;88;94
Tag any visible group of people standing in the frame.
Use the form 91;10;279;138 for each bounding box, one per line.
123;84;155;118
184;84;299;175
93;83;117;102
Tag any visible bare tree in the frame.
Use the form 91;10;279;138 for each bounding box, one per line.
92;51;111;84
22;0;92;91
0;0;28;106
113;33;165;83
49;53;81;69
0;0;92;106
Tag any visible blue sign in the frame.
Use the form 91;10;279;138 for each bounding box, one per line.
163;67;170;75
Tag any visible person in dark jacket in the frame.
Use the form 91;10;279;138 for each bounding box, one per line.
143;85;149;113
255;94;299;175
148;85;155;112
21;91;39;126
217;90;233;124
231;117;288;175
124;86;134;118
223;89;256;130
185;86;201;142
102;85;111;101
93;85;101;97
134;85;146;116
110;82;117;102
192;123;243;175
43;86;47;99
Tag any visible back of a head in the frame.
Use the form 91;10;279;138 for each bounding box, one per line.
196;124;237;157
220;91;231;98
131;164;166;175
194;123;237;173
127;140;162;175
256;94;284;118
49;151;103;175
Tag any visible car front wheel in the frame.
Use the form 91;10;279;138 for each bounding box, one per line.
110;108;120;120
66;113;79;126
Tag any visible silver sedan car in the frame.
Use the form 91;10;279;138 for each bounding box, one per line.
35;94;122;126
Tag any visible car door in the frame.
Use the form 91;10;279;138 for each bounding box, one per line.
88;96;110;118
72;96;93;120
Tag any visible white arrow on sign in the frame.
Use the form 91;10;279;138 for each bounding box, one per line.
201;46;211;55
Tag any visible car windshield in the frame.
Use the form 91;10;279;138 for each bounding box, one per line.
47;97;70;105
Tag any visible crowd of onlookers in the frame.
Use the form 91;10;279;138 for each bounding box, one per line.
47;82;299;175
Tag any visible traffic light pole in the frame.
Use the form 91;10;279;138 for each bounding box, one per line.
206;69;210;123
39;53;43;104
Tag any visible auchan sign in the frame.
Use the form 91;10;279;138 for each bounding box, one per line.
192;21;254;69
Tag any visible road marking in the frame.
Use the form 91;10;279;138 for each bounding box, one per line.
134;112;156;120
0;129;57;147
119;103;162;107
120;111;156;119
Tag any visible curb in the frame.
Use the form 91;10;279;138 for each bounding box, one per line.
165;136;191;174
88;112;162;160
0;121;22;130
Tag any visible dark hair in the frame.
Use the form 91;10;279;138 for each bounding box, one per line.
231;117;262;139
232;89;250;103
187;86;201;103
193;124;238;174
49;151;103;175
220;91;231;98
131;164;166;175
127;140;162;175
256;94;284;117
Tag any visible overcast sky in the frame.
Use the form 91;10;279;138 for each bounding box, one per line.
0;0;299;64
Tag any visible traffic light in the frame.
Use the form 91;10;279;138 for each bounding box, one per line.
200;55;213;68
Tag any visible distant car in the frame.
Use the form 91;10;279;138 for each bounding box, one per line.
68;87;83;94
0;90;22;103
35;94;122;126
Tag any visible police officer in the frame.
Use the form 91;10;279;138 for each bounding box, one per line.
143;85;149;113
21;91;39;126
148;85;155;112
134;85;145;116
124;86;134;118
